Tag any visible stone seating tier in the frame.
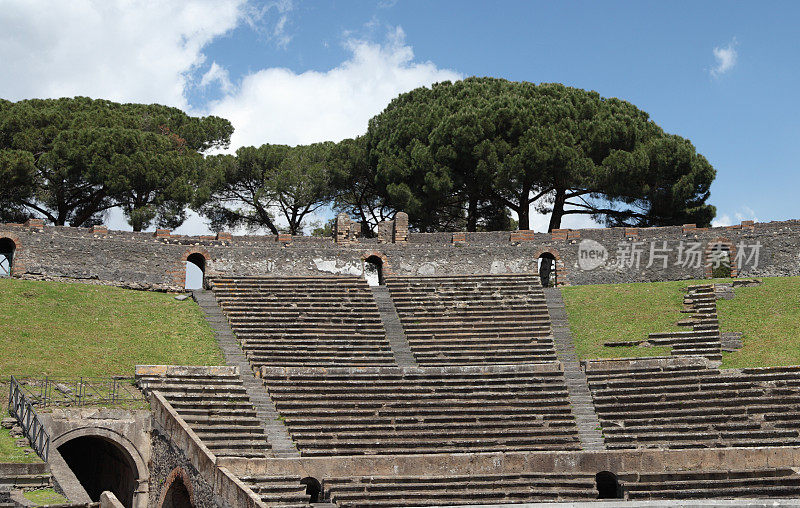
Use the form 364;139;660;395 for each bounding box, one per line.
259;362;579;456
238;476;313;508
584;357;800;449
621;468;800;500
211;276;395;367
322;473;598;507
136;367;272;458
386;274;556;366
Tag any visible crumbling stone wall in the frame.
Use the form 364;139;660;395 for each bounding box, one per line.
1;217;799;289
149;429;225;508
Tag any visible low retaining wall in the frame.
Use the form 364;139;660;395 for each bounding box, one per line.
218;445;800;480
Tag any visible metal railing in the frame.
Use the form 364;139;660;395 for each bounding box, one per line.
13;376;145;408
8;375;50;461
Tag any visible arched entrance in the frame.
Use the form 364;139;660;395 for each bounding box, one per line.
596;471;622;499
52;427;148;508
159;468;195;508
705;239;737;278
185;253;205;290
538;252;557;287
363;255;384;286
708;246;732;278
300;477;322;503
0;237;16;276
57;436;138;507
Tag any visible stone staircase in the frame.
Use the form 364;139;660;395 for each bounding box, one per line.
385;274;556;366
237;476;313;507
136;366;272;458
192;290;298;457
544;287;605;451
211;276;395;368
259;362;580;456
584;357;800;449
369;285;417;367
646;284;723;360
322;472;599;506
620;468;800;500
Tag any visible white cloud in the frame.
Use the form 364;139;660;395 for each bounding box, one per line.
711;214;732;227
0;0;246;108
200;62;234;93
710;39;738;78
712;206;757;227
243;0;295;49
204;27;462;149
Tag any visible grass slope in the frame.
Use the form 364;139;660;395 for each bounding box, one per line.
25;489;68;505
718;276;800;368
0;411;41;463
0;278;223;378
563;276;800;368
562;280;687;360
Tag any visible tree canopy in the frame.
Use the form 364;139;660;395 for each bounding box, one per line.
0;97;232;229
1;80;717;236
327;136;394;236
199;142;334;235
366;77;715;231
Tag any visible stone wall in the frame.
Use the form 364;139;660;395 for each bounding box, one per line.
149;430;222;508
219;445;800;481
2;217;799;289
42;408;152;508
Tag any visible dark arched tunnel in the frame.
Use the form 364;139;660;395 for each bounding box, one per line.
58;436;137;508
161;475;194;508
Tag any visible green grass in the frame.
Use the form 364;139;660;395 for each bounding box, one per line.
0;411;41;463
563;276;800;368
24;489;68;506
718;276;800;368
0;278;223;378
562;279;694;360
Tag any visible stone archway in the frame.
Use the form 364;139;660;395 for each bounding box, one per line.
0;236;21;276
704;238;738;278
363;255;384;286
184;253;206;290
170;248;212;289
533;247;567;286
158;468;195;508
52;427;149;508
361;251;391;285
596;471;622;499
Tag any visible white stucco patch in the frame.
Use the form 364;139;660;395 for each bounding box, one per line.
489;260;506;273
417;262;436;275
312;258;363;276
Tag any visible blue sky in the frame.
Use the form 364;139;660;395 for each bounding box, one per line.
2;1;798;232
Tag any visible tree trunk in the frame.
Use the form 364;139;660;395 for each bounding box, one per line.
548;188;566;232
255;207;279;235
517;201;529;230
466;196;478;232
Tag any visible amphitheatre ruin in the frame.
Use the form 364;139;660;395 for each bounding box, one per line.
2;212;800;507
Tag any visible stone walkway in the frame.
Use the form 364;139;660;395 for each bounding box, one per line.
544;287;605;451
370;285;418;367
192;290;299;458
